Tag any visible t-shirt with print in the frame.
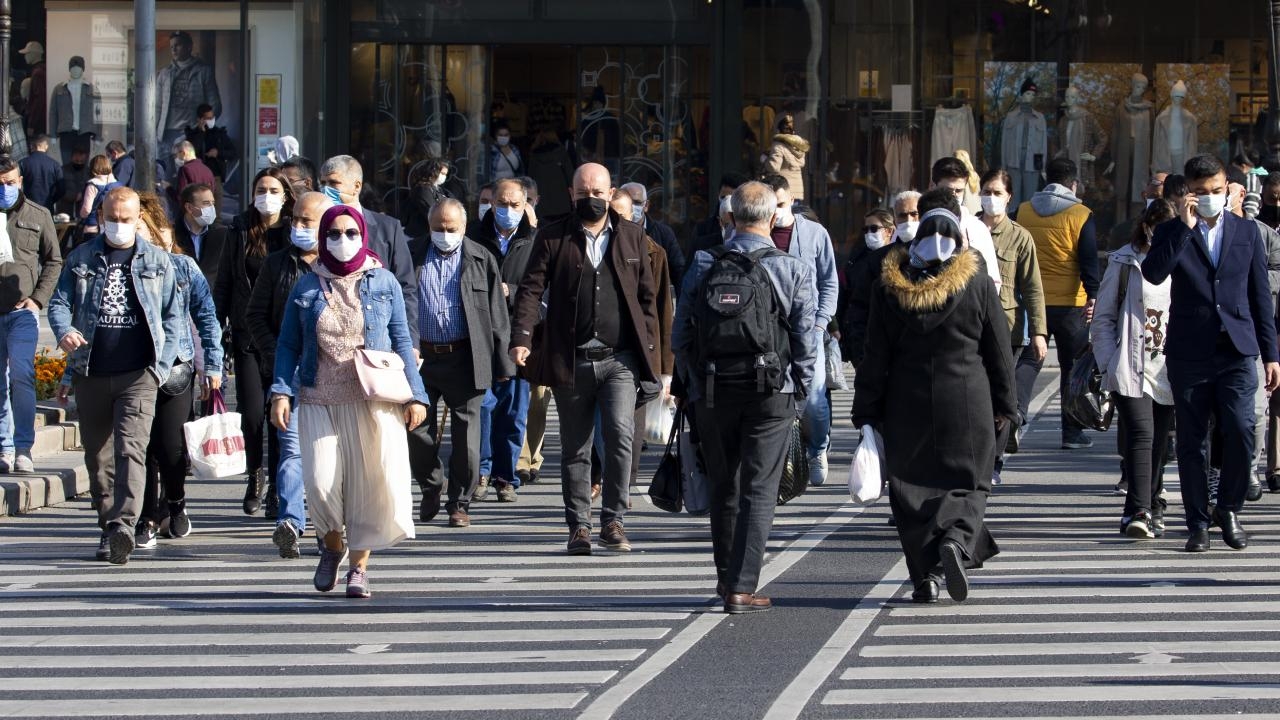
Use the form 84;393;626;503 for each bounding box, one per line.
88;246;155;376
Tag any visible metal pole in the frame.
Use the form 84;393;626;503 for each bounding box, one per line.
135;0;157;190
0;0;12;151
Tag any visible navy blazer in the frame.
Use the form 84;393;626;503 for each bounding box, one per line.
1142;213;1278;363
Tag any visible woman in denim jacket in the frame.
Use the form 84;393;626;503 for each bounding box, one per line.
269;205;428;599
134;192;224;547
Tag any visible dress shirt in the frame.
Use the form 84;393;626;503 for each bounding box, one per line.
418;245;467;344
583;219;613;268
1198;211;1225;268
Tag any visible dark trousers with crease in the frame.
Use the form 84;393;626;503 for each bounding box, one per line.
408;346;485;513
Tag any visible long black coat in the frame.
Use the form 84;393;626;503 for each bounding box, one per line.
852;246;1017;584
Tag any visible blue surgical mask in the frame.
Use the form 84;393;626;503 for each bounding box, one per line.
322;185;344;205
290;226;318;251
0;184;18;210
494;205;521;231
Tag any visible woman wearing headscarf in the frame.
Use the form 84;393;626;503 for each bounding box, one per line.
269;205;428;599
852;208;1017;604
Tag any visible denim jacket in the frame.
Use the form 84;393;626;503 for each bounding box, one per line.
270;266;429;405
172;253;224;376
48;236;183;382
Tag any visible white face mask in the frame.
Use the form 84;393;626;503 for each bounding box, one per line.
255;193;284;216
430;230;464;253
434;173;448;188
104;221;136;248
980;194;1008;217
865;231;888;251
478;202;493;218
496;136;511;147
894;220;920;243
774;204;795;228
326;233;363;262
1197;192;1226;219
911;232;958;266
194;205;217;228
203;118;216;130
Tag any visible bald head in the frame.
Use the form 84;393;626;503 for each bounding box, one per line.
573;163;613;200
103;187;140;221
292;192;334;233
730;181;779;235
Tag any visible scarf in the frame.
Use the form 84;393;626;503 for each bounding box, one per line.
317;205;382;276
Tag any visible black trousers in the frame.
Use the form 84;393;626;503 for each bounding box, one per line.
232;346;265;475
142;383;196;525
1015;306;1089;433
1113;393;1175;517
695;390;793;595
408;346;484;513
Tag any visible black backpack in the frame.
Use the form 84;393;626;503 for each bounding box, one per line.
692;246;791;407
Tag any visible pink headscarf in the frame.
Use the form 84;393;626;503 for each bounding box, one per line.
317;205;381;276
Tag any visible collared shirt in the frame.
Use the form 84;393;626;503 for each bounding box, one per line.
418;245;467;344
583;219;613;268
185;219;205;258
496;223;516;257
1198;211;1225;267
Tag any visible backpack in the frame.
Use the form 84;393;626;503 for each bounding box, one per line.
691;246;791;407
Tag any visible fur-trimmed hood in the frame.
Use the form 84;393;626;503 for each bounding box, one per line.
879;245;980;327
772;133;811;155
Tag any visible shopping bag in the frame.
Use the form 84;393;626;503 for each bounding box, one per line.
777;418;810;505
643;392;677;445
825;333;849;391
848;427;884;504
183;389;247;479
678;413;712;516
648;415;683;513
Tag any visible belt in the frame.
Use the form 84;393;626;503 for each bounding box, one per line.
422;339;469;354
576;346;615;361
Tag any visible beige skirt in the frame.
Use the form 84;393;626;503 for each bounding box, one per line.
298;400;415;551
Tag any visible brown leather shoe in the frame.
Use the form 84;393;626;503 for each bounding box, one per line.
724;592;772;614
420;488;442;524
448;509;470;528
599;520;631;551
567;526;592;555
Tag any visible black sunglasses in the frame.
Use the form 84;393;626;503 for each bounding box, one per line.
325;229;361;240
863;225;888;234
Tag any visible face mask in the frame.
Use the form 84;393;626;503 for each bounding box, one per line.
203;118;216;130
864;232;887;251
894;220;919;243
322;185;345;205
326;233;363;262
174;158;185;168
434;173;448;188
911;233;958;266
430;230;464;253
1196;192;1226;219
478;202;493;219
69;67;83;80
496;136;511;147
494;205;522;231
575;197;609;223
0;184;18;210
631;207;645;224
774;204;795;228
1145;198;1155;209
104;221;136;248
193;205;217;228
255;193;284;215
980;194;1007;217
290;227;318;251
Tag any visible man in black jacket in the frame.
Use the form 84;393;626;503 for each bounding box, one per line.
18;135;63;211
106;141;135;190
173;183;227;287
319;155;420;347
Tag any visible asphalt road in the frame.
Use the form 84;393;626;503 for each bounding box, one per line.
4;370;1280;719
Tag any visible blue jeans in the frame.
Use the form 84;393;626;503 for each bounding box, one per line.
490;377;530;487
276;406;306;533
0;309;39;454
478;389;497;477
802;329;830;457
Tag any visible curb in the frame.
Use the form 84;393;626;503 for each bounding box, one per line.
0;401;86;518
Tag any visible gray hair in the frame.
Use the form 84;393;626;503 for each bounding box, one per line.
730;181;778;226
891;190;921;208
620;182;648;204
430;197;468;227
320;155;364;182
495;177;527;199
176;140;195;157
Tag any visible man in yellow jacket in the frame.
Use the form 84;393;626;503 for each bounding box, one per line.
1014;158;1100;450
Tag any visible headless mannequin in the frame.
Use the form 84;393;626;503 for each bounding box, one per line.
1108;74;1153;221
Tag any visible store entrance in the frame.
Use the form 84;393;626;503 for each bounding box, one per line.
349;42;710;242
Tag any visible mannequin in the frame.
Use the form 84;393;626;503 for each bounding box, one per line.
1153;80;1198;176
49;56;102;165
1055;85;1108;194
1001;78;1048;208
18;41;47;136
1109;73;1154;221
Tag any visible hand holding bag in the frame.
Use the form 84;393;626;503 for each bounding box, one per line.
183;389;247;479
848;427;885;504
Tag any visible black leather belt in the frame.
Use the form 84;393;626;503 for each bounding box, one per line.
576;346;615;361
422;339;469;354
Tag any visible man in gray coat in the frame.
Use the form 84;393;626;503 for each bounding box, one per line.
155;31;222;151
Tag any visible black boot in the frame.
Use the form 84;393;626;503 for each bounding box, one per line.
242;469;264;515
263;479;279;520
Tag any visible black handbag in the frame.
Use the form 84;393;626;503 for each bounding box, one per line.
161;360;196;396
648;410;683;513
777;418;809;505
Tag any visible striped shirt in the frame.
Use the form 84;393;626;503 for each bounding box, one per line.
418;246;468;344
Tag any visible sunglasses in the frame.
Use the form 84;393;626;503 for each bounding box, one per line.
325;229;362;240
863;225;888;234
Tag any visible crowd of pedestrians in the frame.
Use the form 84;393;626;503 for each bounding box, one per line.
4;111;1280;613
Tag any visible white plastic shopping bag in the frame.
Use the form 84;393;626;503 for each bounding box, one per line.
183;389;247;479
825;333;849;391
848;427;884;504
643;392;678;445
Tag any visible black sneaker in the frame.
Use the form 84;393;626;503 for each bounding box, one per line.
1062;431;1093;450
939;541;969;602
1126;511;1155;539
1269;473;1280;493
107;526;135;565
169;509;192;539
95;533;109;561
1119;515;1132;536
313;546;348;592
134;521;158;549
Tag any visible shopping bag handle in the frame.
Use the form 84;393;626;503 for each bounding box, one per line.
209;388;228;415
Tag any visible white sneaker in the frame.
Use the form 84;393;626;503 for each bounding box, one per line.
808;452;828;487
14;450;33;474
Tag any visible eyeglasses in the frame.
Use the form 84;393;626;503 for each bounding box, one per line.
863;225;887;234
325;229;361;240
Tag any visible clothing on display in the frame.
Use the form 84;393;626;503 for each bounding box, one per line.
1112;97;1154;213
1055;106;1107;192
882;127;914;202
930;105;977;167
1001;104;1047;208
1152;90;1197;175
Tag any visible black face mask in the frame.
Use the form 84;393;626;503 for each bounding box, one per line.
1261;203;1280;227
575;197;609;223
